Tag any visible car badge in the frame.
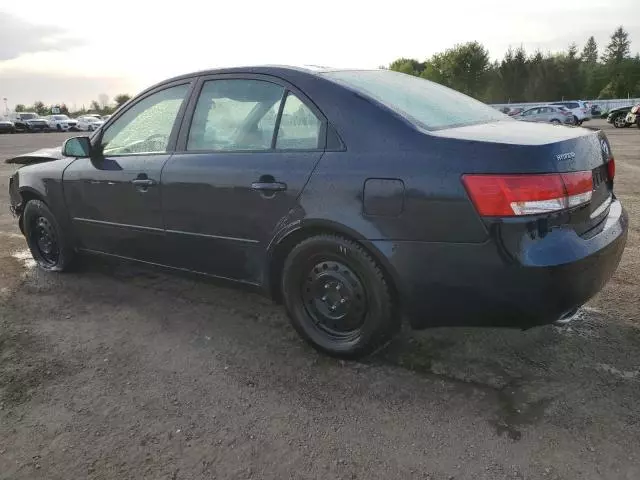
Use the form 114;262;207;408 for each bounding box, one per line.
556;152;576;161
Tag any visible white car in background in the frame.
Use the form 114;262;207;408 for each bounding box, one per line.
76;115;105;131
549;100;592;125
46;114;78;132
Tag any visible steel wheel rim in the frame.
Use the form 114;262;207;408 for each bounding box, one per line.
614;116;626;128
301;259;367;340
31;216;59;266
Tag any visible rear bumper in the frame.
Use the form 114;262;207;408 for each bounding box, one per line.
371;200;628;329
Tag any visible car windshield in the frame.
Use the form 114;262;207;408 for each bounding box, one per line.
53;115;69;120
87;117;101;122
20;113;37;120
321;70;507;130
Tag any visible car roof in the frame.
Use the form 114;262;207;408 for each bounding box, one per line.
140;65;371;93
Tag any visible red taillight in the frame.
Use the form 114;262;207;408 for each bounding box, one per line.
607;157;615;180
462;172;593;217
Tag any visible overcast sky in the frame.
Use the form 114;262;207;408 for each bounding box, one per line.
1;0;639;109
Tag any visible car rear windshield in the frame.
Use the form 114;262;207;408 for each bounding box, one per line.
321;70;507;130
19;113;37;120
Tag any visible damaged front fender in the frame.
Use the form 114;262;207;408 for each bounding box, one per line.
4;146;64;165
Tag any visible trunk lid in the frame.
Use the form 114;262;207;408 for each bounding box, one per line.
434;121;614;235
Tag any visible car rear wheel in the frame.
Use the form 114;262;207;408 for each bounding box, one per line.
281;234;398;358
613;114;628;128
551;119;561;125
23;200;75;272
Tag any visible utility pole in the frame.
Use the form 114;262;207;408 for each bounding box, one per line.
2;98;8;116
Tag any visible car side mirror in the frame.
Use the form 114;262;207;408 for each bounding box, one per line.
62;136;93;158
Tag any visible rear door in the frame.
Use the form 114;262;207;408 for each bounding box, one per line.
161;74;326;284
63;81;193;262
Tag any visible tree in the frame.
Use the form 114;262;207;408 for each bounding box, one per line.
89;100;101;112
581;36;598;64
498;47;529;102
389;58;425;76
33;101;47;115
388;26;640;103
390;43;490;98
602;26;631;64
437;42;490;98
114;94;131;107
15;104;25;112
556;44;583;100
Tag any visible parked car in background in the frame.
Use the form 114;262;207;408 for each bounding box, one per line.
76;116;105;131
625;104;640;128
7;66;627;358
101;115;112;122
46;115;78;132
507;107;524;116
549;100;591;125
8;112;49;132
606;106;633;128
0;118;15;133
513;105;574;125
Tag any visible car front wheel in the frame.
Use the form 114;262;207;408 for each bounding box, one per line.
281;234;398;358
613;114;628;128
23;199;75;272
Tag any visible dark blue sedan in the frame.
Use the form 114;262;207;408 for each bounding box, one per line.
8;66;627;358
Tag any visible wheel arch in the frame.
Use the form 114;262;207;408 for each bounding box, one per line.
17;188;48;233
267;220;402;314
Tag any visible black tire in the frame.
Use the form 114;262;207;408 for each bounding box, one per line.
550;119;561;125
281;234;397;358
23;199;75;272
57;124;62;131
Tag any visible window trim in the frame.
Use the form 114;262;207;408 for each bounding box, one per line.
175;73;328;154
91;78;196;158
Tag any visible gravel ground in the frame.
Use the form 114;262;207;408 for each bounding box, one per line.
0;123;639;480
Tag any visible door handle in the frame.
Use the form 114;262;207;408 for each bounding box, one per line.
131;178;157;187
251;181;287;192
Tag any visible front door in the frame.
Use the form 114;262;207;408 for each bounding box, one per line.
63;82;192;261
161;76;325;284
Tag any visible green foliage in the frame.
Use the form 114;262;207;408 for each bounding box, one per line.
602;26;631;64
389;26;639;103
32;101;46;115
89;100;101;113
581;36;598;64
14;104;25;112
114;94;131;107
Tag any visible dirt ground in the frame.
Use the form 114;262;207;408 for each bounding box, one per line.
0;123;639;480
